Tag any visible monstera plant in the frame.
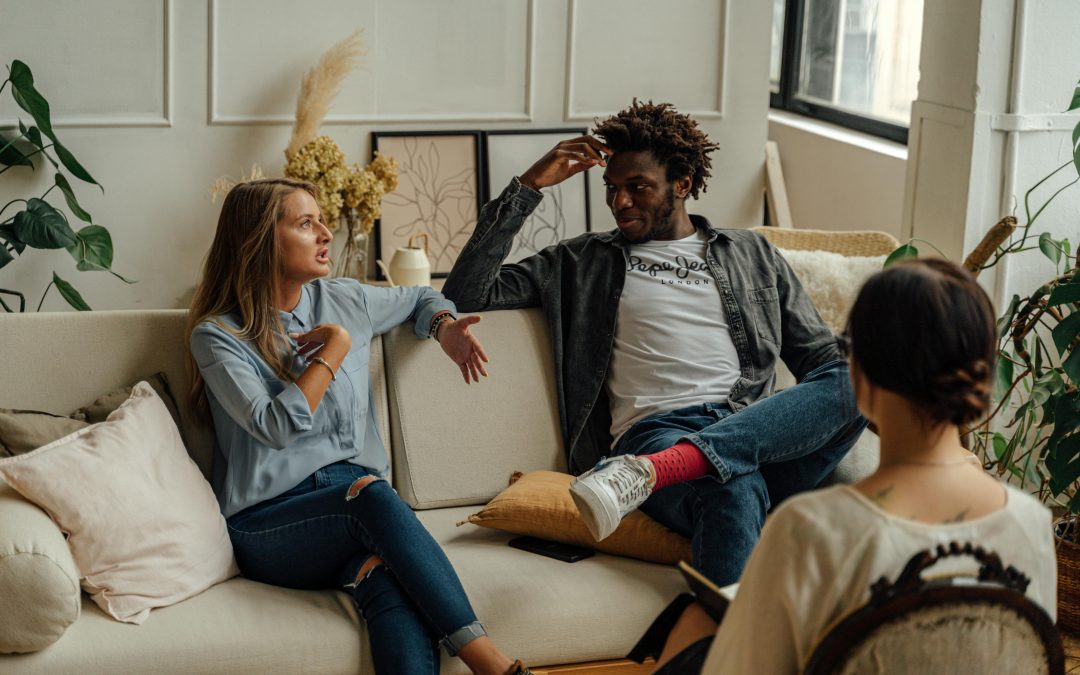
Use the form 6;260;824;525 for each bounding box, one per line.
886;79;1080;518
0;59;129;311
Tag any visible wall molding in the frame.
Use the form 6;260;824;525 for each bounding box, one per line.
0;0;173;129
207;0;536;125
563;0;727;122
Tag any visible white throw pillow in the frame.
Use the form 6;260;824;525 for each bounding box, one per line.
0;382;237;624
777;248;886;333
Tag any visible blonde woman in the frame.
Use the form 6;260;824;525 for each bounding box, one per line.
186;178;530;675
635;259;1056;674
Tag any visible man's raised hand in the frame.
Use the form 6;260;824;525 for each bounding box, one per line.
519;136;613;191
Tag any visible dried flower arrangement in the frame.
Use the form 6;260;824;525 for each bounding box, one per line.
211;29;397;278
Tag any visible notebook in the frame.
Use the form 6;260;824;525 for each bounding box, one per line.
678;560;739;621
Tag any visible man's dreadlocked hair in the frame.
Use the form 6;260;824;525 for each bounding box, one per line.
592;100;719;199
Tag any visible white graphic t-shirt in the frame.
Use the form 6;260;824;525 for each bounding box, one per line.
606;229;741;446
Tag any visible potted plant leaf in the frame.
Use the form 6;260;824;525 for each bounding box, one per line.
888;78;1080;629
0;59;130;311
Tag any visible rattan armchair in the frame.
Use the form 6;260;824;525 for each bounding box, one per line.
802;542;1063;675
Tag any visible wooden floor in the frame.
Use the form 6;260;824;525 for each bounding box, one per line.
532;659;654;674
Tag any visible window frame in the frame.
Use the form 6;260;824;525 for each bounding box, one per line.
771;0;911;145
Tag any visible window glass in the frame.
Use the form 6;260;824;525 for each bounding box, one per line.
796;0;923;126
770;0;787;93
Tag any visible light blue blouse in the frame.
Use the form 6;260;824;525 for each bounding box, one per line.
190;278;455;518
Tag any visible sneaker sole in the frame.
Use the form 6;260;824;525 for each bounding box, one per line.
569;480;617;542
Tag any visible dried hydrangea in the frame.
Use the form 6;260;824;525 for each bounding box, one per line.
369;152;399;193
283;136;398;233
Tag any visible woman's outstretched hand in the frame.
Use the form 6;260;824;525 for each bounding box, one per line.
437;316;489;384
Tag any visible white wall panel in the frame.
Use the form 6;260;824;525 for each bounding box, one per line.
0;0;170;127
209;0;377;123
565;0;726;120
210;0;533;124
374;0;532;120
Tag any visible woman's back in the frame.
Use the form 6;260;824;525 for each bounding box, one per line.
684;259;1056;675
701;482;1055;674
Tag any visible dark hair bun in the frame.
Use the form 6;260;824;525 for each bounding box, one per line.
927;360;993;426
846;259;998;427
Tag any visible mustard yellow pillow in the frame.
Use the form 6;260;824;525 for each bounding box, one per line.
464;470;692;565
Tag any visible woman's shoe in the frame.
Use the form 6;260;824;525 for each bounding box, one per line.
626;592;697;663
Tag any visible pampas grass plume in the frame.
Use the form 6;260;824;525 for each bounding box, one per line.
285;29;366;162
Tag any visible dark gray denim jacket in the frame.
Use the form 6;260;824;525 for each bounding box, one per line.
443;178;840;474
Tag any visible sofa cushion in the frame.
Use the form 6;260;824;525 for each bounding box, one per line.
466;470;692;565
385;309;566;509
776;248;886;333
421;505;686;674
71;372;187;440
0;373;185;458
0;483;80;654
0;410;87;458
0;578;362;675
0;383;237;625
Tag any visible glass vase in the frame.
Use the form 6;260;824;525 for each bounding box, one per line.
337;208;370;282
348;229;370;282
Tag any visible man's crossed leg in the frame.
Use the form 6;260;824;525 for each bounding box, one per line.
570;359;868;585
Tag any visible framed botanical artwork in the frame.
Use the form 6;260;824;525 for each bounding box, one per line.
372;131;483;279
483;129;592;263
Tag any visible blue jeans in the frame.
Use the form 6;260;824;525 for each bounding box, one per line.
226;461;484;675
614;359;867;586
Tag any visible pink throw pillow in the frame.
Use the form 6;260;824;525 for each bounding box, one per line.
0;382;237;624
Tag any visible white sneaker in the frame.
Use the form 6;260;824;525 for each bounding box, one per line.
570;455;656;541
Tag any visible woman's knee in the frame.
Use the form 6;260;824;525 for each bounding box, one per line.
345;554;385;589
346;475;381;501
342;475;420;537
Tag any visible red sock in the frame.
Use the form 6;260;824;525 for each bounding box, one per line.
642;441;713;490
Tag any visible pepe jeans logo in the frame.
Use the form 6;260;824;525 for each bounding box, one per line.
628;255;712;286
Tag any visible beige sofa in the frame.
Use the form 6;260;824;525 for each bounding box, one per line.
0;232;887;673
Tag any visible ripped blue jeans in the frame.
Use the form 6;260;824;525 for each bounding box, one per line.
226;461;484;675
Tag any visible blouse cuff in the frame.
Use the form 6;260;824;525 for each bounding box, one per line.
279;382;314;432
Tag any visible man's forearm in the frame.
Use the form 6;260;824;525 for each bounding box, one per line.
443;177;545;311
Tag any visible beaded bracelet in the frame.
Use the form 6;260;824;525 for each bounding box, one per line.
430;311;456;341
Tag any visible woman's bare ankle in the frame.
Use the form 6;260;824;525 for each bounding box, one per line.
456;635;514;675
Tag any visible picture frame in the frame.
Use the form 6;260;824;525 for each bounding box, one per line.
483;128;592;263
372;131;484;280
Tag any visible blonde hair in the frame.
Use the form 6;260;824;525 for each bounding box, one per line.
186;178;319;419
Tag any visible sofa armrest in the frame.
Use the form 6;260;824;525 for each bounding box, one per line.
0;482;80;653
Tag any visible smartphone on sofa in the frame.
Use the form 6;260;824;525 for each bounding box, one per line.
508;536;595;563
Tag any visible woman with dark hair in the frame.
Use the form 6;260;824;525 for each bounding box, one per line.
186;179;530;675
636;258;1056;674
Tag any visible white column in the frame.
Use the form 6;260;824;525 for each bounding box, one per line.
903;0;1080;304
